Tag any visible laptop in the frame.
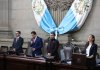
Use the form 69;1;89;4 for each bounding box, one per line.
72;53;86;66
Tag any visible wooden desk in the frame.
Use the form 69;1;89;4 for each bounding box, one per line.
6;55;45;70
0;55;4;70
0;54;100;70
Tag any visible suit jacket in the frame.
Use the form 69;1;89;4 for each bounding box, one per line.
82;42;97;58
47;38;59;60
30;36;43;56
12;37;24;54
82;42;98;67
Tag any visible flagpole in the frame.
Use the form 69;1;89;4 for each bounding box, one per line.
55;28;58;39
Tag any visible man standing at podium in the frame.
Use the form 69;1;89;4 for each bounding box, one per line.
29;31;43;57
46;32;60;61
12;31;24;55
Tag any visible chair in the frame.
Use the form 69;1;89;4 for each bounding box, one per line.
22;48;27;55
0;46;8;53
73;46;81;53
63;46;73;61
25;47;32;57
9;46;14;50
96;53;100;65
96;53;100;59
60;42;74;63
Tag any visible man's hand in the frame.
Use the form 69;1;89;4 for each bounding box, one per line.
32;48;35;51
45;43;48;46
87;55;93;58
47;53;51;56
13;48;16;51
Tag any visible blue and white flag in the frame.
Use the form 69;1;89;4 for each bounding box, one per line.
58;0;93;34
32;0;56;33
32;0;93;36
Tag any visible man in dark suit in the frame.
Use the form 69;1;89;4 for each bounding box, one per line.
29;31;43;57
46;32;59;61
12;31;24;55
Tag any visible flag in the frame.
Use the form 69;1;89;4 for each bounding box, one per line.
58;0;93;34
32;0;93;36
32;0;56;33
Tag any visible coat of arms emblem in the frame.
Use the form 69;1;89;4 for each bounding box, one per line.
32;0;44;15
74;0;87;14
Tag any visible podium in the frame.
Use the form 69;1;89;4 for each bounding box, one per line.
72;53;86;66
